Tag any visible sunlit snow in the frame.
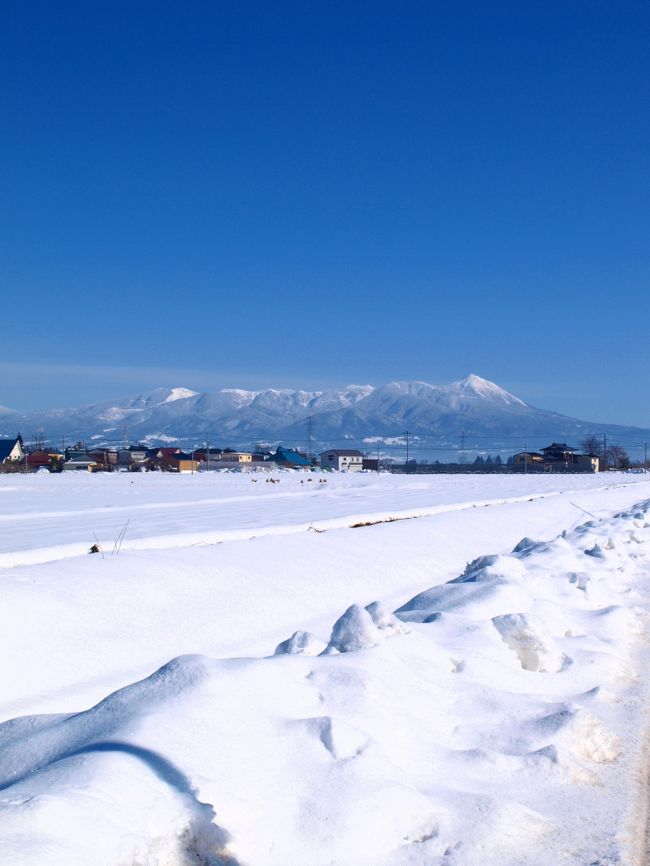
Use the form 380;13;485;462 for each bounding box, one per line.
1;470;650;865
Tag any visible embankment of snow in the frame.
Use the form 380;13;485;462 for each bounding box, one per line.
2;498;650;864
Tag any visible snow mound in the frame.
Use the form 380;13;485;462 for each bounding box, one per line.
0;655;210;788
512;537;550;556
0;655;235;866
274;630;327;656
364;600;410;635
274;603;409;657
324;604;383;653
396;554;529;622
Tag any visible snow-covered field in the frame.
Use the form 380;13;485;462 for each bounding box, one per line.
2;470;650;865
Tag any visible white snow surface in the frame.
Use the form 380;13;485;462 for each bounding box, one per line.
2;471;650;865
163;387;199;403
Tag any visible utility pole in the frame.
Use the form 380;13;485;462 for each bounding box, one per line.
404;431;410;470
524;442;527;475
459;429;465;465
645;442;647;474
306;415;313;461
602;433;607;472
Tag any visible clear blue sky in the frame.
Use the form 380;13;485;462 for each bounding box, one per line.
1;1;649;423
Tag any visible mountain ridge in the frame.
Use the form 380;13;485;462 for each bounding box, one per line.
1;375;647;458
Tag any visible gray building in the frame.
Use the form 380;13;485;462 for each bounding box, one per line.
319;449;364;471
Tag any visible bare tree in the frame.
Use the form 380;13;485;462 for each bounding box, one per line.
580;434;601;457
608;445;630;470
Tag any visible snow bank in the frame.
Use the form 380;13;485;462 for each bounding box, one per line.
324;603;383;653
274;629;326;656
2;475;650;865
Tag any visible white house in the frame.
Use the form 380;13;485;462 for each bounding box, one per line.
0;435;24;464
319;449;364;471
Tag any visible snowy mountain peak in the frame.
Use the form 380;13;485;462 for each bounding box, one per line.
9;373;646;452
453;374;527;406
163;387;199;403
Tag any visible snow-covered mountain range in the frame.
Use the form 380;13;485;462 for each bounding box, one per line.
1;375;646;457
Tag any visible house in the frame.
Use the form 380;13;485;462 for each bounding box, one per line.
26;450;56;471
0;435;24;464
63;456;99;472
511;443;598;473
151;447;181;470
577;454;600;472
271;446;311;469
512;451;544;468
64;442;89;461
118;445;149;469
218;452;253;465
319;449;364;471
540;443;577;465
152;450;199;472
194;447;223;469
539;443;597;472
155;447;182;459
89;448;119;469
194;447;223;460
169;452;199;473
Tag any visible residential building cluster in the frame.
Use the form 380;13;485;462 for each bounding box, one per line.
0;437;374;474
0;435;607;474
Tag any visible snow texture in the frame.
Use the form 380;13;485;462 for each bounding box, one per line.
1;471;650;865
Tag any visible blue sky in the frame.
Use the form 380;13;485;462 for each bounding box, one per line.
1;1;649;424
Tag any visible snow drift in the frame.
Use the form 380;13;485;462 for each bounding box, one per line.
2;487;650;865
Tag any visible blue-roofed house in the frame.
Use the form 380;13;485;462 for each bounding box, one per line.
0;435;24;464
271;446;311;469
